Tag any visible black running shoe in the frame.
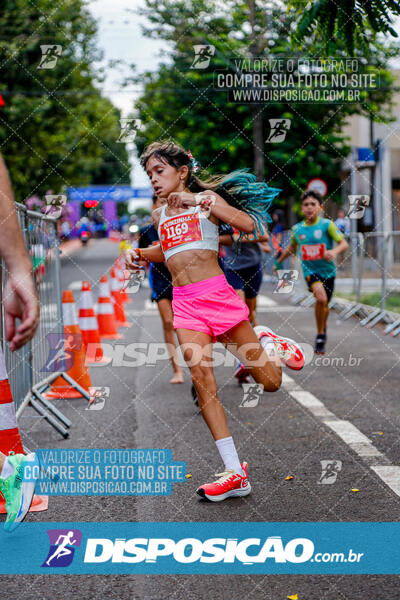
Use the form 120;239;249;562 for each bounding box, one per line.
315;334;326;355
191;383;198;406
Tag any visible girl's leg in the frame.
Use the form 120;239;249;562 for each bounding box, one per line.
245;296;257;326
157;298;184;383
175;328;231;440
217;320;282;392
175;328;250;500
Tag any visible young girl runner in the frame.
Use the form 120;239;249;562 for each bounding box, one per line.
125;141;305;502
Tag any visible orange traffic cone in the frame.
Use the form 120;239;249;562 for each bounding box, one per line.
0;350;48;513
79;282;112;365
44;290;92;399
97;275;123;340
115;257;131;304
110;267;132;327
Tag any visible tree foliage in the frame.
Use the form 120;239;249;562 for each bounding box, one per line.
0;0;130;202
131;0;396;211
289;0;400;56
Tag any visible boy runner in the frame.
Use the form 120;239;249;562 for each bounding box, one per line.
277;190;348;354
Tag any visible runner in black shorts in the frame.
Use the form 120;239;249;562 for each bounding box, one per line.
306;274;335;303
221;225;270;382
277;190;348;354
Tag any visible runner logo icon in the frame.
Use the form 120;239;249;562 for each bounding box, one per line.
240;383;264;408
42;529;82;567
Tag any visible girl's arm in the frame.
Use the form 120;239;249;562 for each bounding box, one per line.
166;191;254;234
125;244;165;272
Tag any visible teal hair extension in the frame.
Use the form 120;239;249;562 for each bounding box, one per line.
216;168;281;240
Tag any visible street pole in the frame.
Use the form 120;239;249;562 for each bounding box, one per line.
376;139;387;311
350;146;358;294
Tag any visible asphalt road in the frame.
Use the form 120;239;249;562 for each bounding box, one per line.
5;238;400;599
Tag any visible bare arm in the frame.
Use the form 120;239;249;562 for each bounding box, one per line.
233;224;269;243
277;241;297;263
125;243;165;272
166;191;254;234
0;155;39;350
219;234;233;247
324;238;349;262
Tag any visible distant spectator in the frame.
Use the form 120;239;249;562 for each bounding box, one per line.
335;208;351;237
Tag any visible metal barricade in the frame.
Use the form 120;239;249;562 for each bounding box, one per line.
0;202;77;437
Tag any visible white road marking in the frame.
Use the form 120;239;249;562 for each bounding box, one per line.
371;467;400;496
282;373;398;496
324;420;384;458
257;294;277;307
289;390;336;419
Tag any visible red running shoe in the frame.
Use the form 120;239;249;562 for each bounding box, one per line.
234;363;250;384
254;325;305;371
196;461;251;502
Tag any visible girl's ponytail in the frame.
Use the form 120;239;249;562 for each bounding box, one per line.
140;141;281;236
214;169;281;236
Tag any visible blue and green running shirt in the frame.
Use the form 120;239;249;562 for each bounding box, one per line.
291;216;344;278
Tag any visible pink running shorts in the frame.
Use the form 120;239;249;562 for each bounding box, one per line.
172;274;250;338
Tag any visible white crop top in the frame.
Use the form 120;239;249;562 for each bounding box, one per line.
157;204;219;261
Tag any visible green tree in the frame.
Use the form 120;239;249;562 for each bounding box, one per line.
0;0;130;201
289;0;400;56
131;0;396;213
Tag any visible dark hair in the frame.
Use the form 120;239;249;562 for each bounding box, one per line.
140;140;281;236
272;208;284;223
300;190;323;205
152;193;158;205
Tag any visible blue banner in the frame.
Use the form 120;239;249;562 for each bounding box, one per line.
1;522;399;574
26;449;186;496
66;186;153;202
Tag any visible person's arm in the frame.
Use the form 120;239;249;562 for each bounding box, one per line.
232;223;269;243
324;222;349;262
276;233;298;264
125;243;165;272
0;155;39;350
219;234;233;247
165;190;254;234
259;241;271;254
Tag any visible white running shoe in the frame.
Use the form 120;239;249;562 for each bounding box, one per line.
254;325;305;371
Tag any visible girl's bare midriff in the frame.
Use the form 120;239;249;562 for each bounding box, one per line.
167;249;223;287
155;205;223;287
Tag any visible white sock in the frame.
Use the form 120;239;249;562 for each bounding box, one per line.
259;335;280;363
0;457;14;480
215;436;243;475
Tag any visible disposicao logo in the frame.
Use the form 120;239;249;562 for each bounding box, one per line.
42;529;82;567
83;536;315;565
